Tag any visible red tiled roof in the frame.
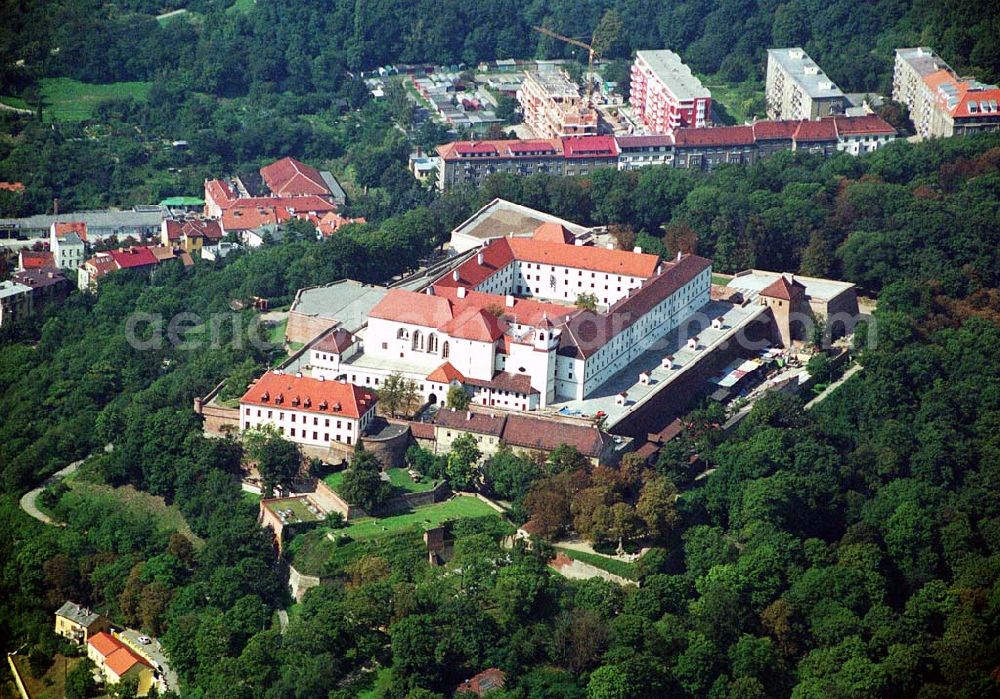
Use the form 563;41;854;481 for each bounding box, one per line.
508;237;659;278
260;157;331;198
104;646;151;678
454;142;500;155
616;134;674;149
147;245;177;262
87;632;119;658
434;408;506;436
507;140;560;154
464;371;538;395
502;414;606;458
674;126;754;147
108;246;158;269
165;219;223;241
0;181;25;192
221;205;290;232
409;421;436;440
314;328;354;353
426;362;466;384
435;237;516;289
240;371;377;418
205;179;236;206
751;120;799;140
952;88;1000;118
532;222;574;244
559;254;712;359
53;221;88;242
561;135;619;158
318;212;366;236
793;119;837;142
19;250;55;270
437;139;564;161
440;307;504;342
432;288;576;328
833;115;896;136
369;289;454;328
759;274;806;300
456;668;507;696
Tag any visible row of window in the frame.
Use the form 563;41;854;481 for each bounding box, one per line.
244;407;348;429
244;421;353;445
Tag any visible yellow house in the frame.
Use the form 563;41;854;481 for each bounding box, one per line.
161;219;222;254
54;601;108;645
87;632;156;696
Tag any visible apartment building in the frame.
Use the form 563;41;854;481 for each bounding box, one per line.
518;68;598;138
50;222;87;270
893;47;1000;138
0;280;32;327
766;48;846;120
630;50;711;133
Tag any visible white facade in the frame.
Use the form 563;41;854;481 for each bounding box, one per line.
50;227;86;270
240;399;374;448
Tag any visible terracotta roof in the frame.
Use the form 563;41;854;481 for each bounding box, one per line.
409;421;436;439
616;134;675;149
83;256;120;278
559;254;712;358
507;237;659;278
435;237;516;289
147;245;177;262
369;289;455;328
561;135;619;158
19;250;55;270
440;308;505;342
53;221;88;242
434;408;506;436
240;371;377;418
221;205;290;232
314;328;355;353
437;139;564;161
751;120;799;140
833;115;896;136
0;181;25;192
87;632;119;658
104;646;151;678
501;414;606;457
759;274;806;300
432;288;577;328
205;179;236;206
108;247;158;269
507;140;560;154
532;222;574;244
793;119;837;142
426;362;466;384
674;126;754;147
260;157;331;198
318;212;366;236
456;668;507;696
464;371;538;395
165;219;223;241
922;69;956;92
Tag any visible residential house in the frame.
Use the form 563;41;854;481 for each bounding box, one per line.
87;632;156;696
13;268;71;306
160;219;222;254
455;668;507;696
54;601;108;645
78;246;160;292
0;280;32;327
17;248;55;271
50;222;88;270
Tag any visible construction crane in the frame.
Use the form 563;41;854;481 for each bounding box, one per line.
532;25;600;106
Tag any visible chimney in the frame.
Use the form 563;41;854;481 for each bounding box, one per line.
477;252;485;265
632;246;642;254
295;371;302;378
452;270;460;282
676;251;683;262
425;287;435;295
338;376;347;384
505;294;515;307
318;375;325;381
53;198;59;216
466;410;473;420
457;287;467;299
661;355;674;369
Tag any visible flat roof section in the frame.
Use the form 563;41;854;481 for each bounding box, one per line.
546;299;769;428
726;270;854;303
291;280;389;332
635;50;711;101
448;198;591;253
768;48;845;100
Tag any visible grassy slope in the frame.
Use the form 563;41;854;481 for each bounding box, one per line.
324;467;441;495
339;495;497;539
39;78;152;122
555;546;639;580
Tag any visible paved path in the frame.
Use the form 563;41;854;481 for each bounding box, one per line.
19;459;84;525
0;101;33;115
805;364;863;410
118;628;179;693
277;609;289;634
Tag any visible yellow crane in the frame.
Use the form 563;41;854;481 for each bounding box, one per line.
532;25;600;106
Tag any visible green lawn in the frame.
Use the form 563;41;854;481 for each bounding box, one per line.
242;490;261;506
698;77;766;125
266;497;322;523
712;273;733;286
556;547;639;580
0;95;30;110
227;0;255;14
39;78;152;122
267;318;288;345
338;495;498;540
324;467;441;496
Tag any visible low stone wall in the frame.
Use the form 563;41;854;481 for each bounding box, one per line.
313;478;365;520
285;310;337;347
7;655;30;699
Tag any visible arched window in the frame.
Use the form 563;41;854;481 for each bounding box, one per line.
442;341;450;359
427;333;438;353
412;330;423;351
397;327;409;339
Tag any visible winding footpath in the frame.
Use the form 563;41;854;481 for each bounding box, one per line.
19;459;84;525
